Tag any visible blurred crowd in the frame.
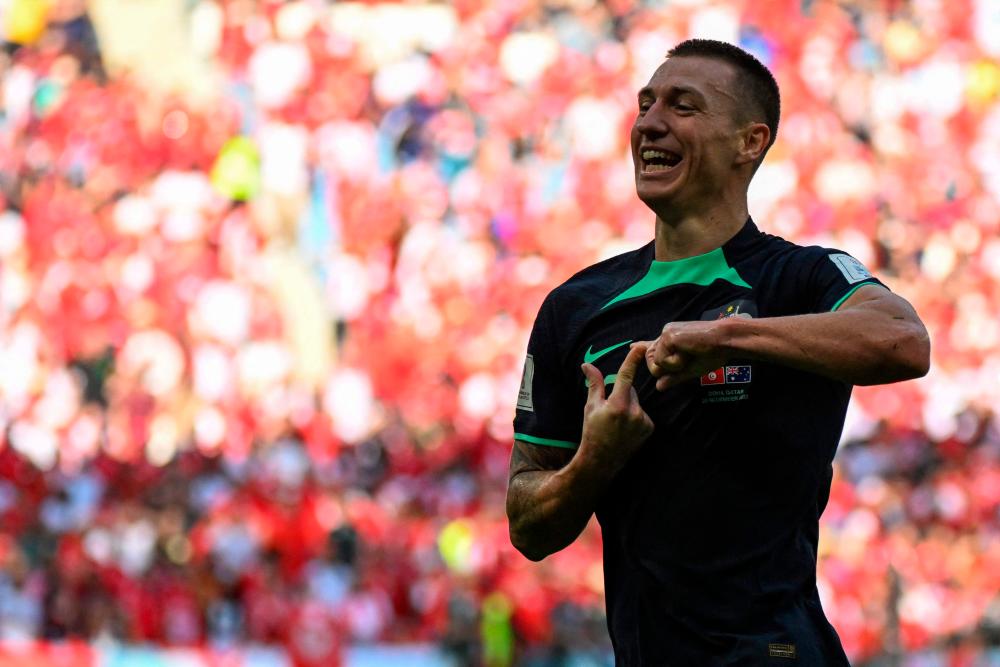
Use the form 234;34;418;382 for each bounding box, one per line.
0;0;999;664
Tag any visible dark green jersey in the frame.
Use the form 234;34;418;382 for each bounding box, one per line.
514;219;884;665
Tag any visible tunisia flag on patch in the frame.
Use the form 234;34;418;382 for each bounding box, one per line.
700;367;725;385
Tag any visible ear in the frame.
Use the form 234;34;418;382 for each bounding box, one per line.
735;122;770;166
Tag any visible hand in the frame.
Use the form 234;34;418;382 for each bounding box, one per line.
642;320;733;391
577;344;655;473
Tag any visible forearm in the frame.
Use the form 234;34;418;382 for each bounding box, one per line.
721;302;930;385
506;452;614;561
508;345;654;560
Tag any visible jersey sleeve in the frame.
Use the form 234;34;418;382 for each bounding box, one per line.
513;296;583;450
791;246;889;314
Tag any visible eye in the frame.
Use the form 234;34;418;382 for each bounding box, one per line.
638;101;652;114
674;103;695;112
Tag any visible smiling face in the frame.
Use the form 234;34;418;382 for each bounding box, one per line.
630;56;754;217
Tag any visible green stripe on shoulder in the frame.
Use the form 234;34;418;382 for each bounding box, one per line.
831;281;883;311
603;247;750;309
514;433;578;450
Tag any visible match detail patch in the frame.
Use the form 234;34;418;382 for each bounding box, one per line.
700;365;751;386
517;354;535;412
768;643;796;659
829;253;872;284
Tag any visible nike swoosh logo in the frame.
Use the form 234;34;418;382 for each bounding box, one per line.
583;340;633;364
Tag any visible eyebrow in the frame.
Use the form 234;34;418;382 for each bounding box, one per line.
637;85;708;104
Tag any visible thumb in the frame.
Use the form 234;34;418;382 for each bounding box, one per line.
581;363;606;402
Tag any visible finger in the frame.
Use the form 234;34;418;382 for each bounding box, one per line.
649;347;685;377
629;341;650;360
632;340;654;366
610;344;646;398
581;363;606;402
658;352;687;373
645;343;664;377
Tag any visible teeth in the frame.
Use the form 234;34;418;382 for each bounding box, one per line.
642;150;668;160
644;164;671;172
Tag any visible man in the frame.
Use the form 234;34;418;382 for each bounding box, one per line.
507;39;929;665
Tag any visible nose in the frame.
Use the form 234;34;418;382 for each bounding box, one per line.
634;101;668;137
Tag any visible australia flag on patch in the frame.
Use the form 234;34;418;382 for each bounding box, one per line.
726;365;752;383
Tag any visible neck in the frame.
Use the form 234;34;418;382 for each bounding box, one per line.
652;197;749;261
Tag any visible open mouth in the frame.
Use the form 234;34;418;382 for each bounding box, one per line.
641;149;683;173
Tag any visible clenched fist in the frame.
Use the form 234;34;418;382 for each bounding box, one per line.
641;320;734;391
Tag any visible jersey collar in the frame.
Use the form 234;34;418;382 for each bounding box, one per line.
601;218;759;310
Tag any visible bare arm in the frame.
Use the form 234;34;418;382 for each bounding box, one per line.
646;284;930;389
727;285;930;385
505;441;599;562
506;345;654;561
